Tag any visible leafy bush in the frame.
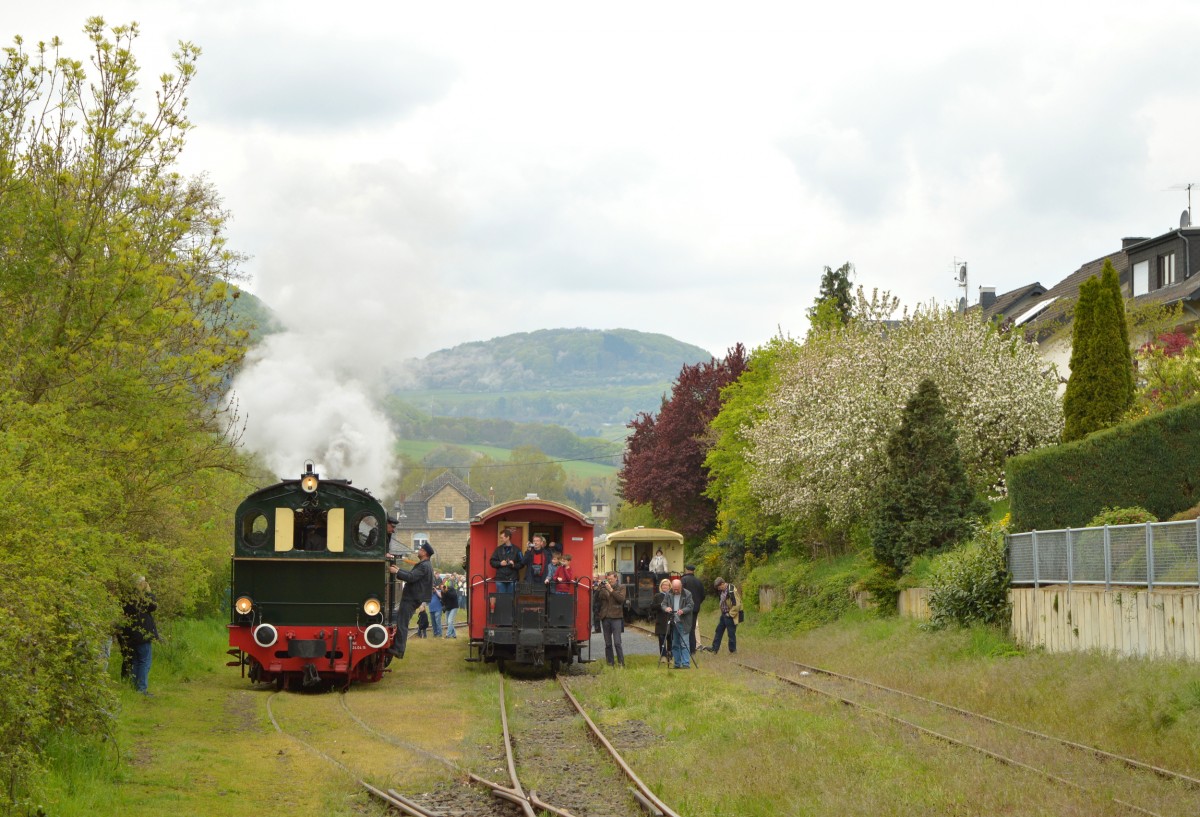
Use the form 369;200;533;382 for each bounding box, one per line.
1169;502;1200;522
855;562;900;615
927;522;1011;629
1087;506;1158;527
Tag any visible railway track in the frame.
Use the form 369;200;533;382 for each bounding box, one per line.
264;664;680;817
732;654;1200;817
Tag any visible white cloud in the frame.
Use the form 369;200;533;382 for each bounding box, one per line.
9;0;1200;411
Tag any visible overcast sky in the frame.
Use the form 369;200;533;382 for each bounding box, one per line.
13;1;1200;361
10;2;1200;488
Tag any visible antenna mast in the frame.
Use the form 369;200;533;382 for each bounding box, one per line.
1169;182;1196;218
953;258;968;311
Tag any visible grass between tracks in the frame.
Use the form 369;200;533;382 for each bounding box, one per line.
29;613;1200;816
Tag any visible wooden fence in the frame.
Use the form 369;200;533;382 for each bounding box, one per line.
1009;586;1200;661
898;588;932;620
757;582;1199;661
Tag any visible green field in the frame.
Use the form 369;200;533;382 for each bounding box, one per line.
394;438;619;480
392;385;661;442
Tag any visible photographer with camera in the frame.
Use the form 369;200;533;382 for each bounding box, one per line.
663;578;695;669
652;578;672;658
706;577;742;655
596;571;626;668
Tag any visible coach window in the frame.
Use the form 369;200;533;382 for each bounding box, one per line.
242;511;269;550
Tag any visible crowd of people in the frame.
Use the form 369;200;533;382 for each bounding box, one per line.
413;571;466;638
590;561;743;670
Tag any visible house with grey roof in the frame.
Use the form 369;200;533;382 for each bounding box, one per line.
391;471;490;568
972;213;1200;380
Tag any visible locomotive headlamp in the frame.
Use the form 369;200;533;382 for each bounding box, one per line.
300;461;319;494
363;597;381;617
234;596;254;615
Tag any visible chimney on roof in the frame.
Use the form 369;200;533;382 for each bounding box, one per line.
1122;237;1149;249
978;287;996;311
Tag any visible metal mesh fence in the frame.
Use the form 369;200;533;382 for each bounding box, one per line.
1008;520;1200;588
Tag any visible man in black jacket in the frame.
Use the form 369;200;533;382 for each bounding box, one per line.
490;528;521;593
680;564;705;654
441;579;459;638
387;542;434;659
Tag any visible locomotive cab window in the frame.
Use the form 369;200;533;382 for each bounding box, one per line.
353;512;382;552
294;508;329;552
241;511;270;550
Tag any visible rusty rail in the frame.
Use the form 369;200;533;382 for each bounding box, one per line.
558;676;679;817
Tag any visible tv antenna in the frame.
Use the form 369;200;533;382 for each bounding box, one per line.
1168;183;1196;224
953;258;968;310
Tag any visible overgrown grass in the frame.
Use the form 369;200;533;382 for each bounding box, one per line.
36;619;369;817
754;616;1200;773
567;646;1145;816
744;553;877;633
33;614;1200;816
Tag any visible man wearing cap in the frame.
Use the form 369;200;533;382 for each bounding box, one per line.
680;564;705;654
384;515;400;621
387;541;434;659
707;577;741;655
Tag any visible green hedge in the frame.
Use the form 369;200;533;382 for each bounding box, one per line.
1007;399;1200;531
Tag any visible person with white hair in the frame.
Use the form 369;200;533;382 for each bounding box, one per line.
121;576;160;696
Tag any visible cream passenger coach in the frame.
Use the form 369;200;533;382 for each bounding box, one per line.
593;526;685;619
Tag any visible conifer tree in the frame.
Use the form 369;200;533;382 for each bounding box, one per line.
871;379;985;572
806;262;854;330
1062;259;1134;441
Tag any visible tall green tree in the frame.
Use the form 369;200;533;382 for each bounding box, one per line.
871;379;986;572
704;337;802;555
806;262;854;331
1062;260;1134;441
0;21;249;803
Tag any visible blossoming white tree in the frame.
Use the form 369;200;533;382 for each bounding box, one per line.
746;294;1063;527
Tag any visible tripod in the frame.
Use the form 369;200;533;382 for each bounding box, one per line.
658;615;698;669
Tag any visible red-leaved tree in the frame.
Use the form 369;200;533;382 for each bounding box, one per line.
620;344;748;539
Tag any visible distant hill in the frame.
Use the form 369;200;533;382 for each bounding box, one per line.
399;328;712;391
391;329;713;438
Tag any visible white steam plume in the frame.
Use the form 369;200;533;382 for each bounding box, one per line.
228;332;398;495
